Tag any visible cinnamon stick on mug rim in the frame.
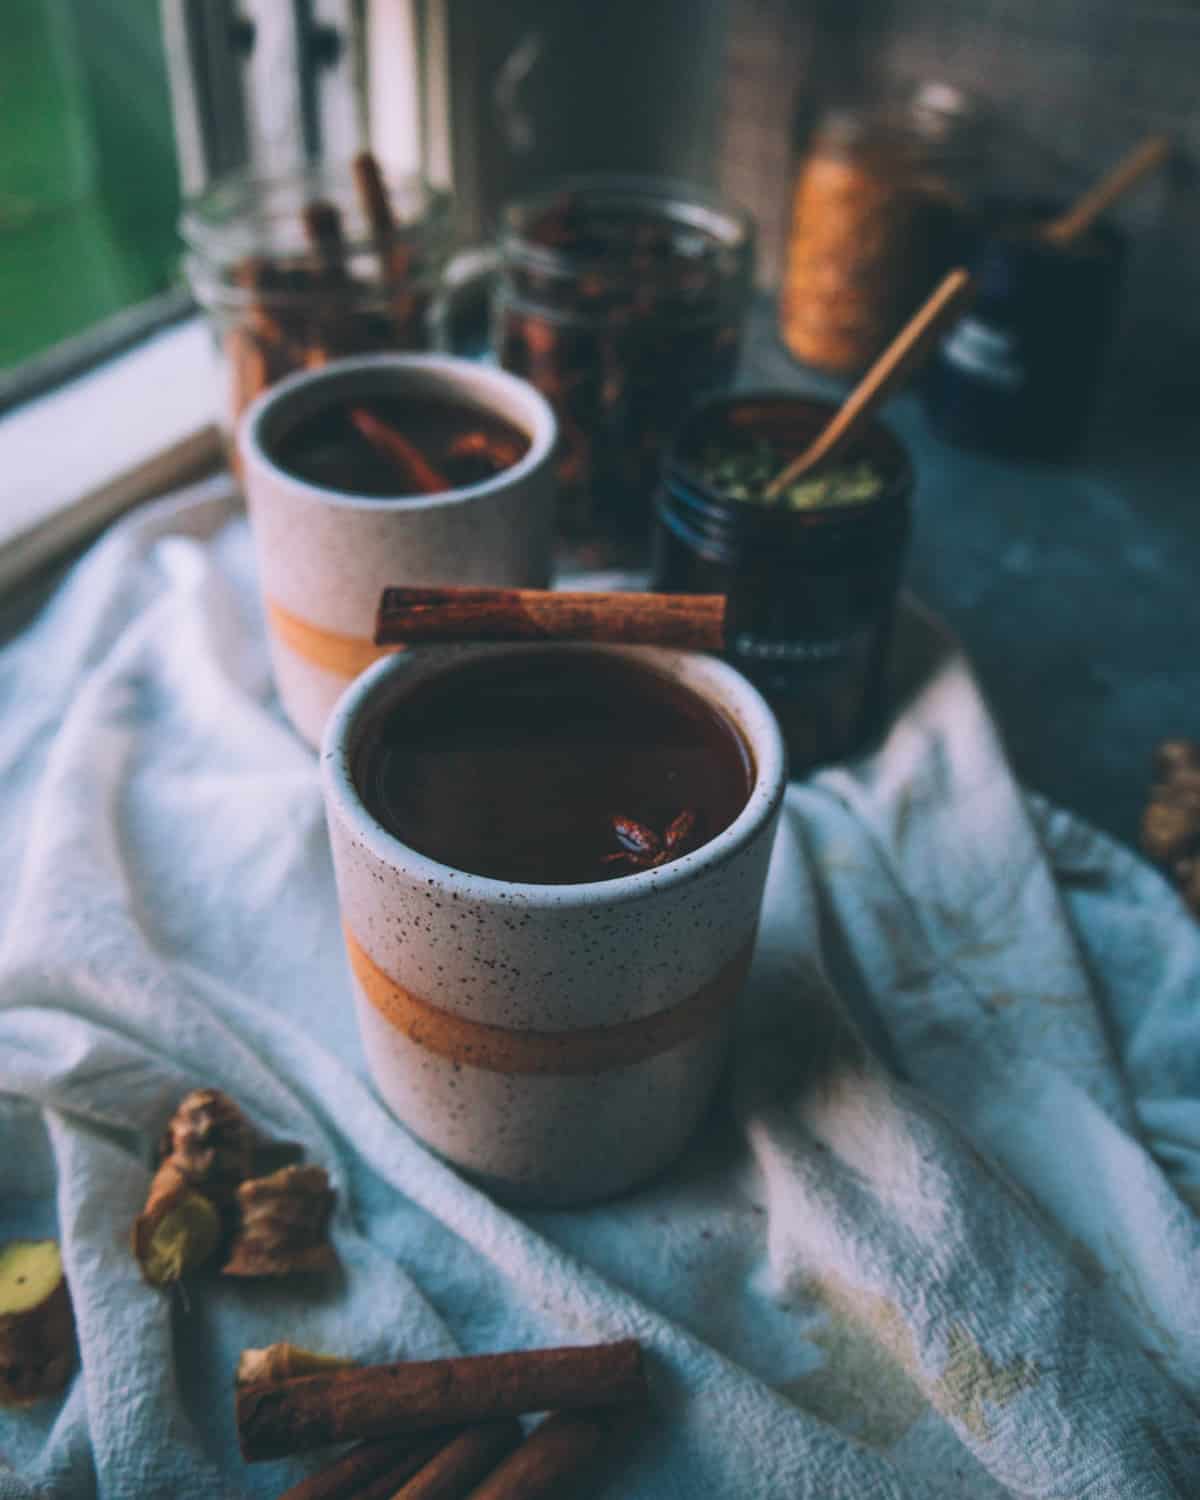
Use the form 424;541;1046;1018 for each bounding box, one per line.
237;1340;647;1462
375;587;727;653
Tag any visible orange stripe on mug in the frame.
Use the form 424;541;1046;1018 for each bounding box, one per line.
344;926;752;1076
266;597;402;679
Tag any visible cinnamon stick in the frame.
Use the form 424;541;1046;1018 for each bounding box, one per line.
391;1421;523;1498
374;587;727;652
236;1340;646;1462
274;1431;458;1500
349;408;450;494
463;1411;611;1500
353;150;396;235
352;150;413;286
303;200;348;279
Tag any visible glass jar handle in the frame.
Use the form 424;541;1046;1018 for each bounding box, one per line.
435;245;500;357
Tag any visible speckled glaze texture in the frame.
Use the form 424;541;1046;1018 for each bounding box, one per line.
322;643;787;1205
238;355;557;748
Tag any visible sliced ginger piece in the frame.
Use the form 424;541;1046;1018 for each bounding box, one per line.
223;1164;337;1278
236;1342;355;1386
0;1240;77;1407
132;1160;222;1287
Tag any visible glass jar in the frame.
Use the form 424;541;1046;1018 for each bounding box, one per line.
182;163;453;443
492;175;755;551
781;86;981;374
652;393;913;774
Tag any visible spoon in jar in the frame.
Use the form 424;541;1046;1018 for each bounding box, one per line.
1039;133;1171;249
763;267;974;500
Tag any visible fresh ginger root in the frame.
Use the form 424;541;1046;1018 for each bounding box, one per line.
1142;739;1200;918
133;1089;337;1286
235;1342;354;1386
0;1240;77;1407
133;1088;256;1287
132;1160;223;1288
223;1165;338;1278
159;1088;258;1206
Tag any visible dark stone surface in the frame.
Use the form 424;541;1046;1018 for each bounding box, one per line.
739;299;1200;851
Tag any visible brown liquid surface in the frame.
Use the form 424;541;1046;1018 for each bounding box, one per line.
356;651;754;884
275;394;531;496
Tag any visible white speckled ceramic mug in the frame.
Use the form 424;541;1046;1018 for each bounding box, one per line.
239;354;557;747
321;643;787;1205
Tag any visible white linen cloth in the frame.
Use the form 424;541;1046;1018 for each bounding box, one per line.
2;479;1200;1499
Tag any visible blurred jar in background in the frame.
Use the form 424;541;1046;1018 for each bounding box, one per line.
182;161;452;443
924;200;1127;459
492;176;755;553
780;83;982;374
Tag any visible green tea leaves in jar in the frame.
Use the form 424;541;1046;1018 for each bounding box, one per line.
695;438;886;511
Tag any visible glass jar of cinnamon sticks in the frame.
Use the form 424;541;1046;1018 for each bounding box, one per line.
182;155;452;447
492;176;755;552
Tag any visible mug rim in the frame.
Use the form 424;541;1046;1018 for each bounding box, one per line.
238;352;559;515
321;642;787;910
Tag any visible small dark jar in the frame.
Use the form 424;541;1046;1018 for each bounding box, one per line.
923;198;1127;459
652;394;913;775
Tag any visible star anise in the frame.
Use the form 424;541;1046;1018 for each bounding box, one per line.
603;809;699;871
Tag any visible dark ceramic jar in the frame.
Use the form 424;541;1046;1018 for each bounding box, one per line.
652;393;913;774
923;198;1127;459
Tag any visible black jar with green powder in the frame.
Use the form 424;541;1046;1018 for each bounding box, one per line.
652;393;912;773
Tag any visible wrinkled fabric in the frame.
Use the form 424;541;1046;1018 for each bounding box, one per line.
2;479;1199;1499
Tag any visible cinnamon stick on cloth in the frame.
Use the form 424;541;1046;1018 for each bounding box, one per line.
273;1431;460;1500
463;1410;615;1500
375;586;727;652
389;1420;523;1498
237;1340;647;1461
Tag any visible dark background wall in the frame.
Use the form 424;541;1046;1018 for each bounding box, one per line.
447;0;1195;451
716;0;1198;453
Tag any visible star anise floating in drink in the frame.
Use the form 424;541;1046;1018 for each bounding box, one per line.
603;809;700;872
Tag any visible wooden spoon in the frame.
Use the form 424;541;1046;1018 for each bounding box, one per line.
1040;134;1171;249
764;268;973;499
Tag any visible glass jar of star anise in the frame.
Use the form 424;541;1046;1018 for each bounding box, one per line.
182;156;453;450
492;176;755;555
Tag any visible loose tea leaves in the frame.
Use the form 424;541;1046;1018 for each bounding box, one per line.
696;438;885;511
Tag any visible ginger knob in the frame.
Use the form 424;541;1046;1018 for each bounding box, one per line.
132;1160;223;1287
161;1088;258;1206
1143;738;1200;919
1154;739;1200;784
0;1240;77;1407
223;1165;338;1278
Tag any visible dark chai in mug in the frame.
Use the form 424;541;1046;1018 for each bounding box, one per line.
355;649;754;884
275;393;531;496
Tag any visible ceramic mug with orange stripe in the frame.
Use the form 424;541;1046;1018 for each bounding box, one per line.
239;354;557;747
321;643;787;1205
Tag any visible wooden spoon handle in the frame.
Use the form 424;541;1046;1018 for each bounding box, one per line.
1042;134;1171;248
764;268;973;498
